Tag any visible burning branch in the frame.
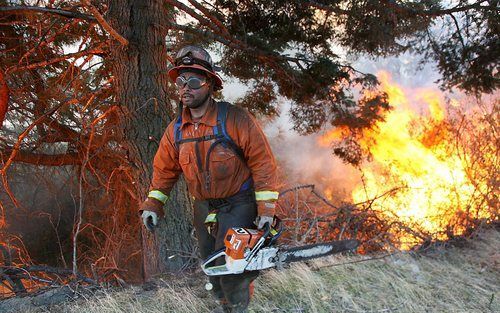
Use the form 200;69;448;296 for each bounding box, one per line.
278;163;497;252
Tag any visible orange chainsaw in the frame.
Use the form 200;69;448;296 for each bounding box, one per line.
201;220;359;276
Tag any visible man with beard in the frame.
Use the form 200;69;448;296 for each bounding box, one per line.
139;45;279;313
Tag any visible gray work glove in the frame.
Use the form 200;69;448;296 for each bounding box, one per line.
141;210;158;232
255;215;274;230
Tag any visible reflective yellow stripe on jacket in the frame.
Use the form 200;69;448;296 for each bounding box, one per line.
255;190;279;201
148;190;168;204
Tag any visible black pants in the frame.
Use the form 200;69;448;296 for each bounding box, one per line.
193;190;259;310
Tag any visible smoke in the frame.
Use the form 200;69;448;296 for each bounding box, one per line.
224;53;453;202
351;53;441;89
264;99;361;203
0;164;77;267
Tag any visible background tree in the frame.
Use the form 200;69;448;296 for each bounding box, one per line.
0;0;497;281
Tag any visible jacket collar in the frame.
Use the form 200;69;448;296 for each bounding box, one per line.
180;99;217;128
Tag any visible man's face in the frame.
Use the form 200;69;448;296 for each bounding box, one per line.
178;71;211;109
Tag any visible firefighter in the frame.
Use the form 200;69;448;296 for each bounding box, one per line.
139;45;279;312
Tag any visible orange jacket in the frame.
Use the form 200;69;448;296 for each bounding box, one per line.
141;100;279;218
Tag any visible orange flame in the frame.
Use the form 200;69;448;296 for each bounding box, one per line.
318;126;349;147
320;71;492;247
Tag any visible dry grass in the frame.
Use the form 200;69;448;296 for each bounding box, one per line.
16;228;500;313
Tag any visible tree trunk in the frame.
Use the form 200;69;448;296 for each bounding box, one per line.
107;0;195;280
0;70;8;128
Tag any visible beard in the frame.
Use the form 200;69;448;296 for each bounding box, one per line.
184;91;211;109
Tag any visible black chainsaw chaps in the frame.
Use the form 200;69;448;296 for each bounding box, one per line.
193;190;259;309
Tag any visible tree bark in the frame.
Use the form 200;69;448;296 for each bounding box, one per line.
107;0;195;279
0;70;9;128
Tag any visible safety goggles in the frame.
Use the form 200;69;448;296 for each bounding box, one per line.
175;76;208;89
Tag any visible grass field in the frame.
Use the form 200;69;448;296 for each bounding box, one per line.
12;228;500;313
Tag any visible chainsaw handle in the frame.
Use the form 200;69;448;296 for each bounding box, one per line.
261;216;282;247
201;249;230;276
261;222;271;238
202;248;249;276
203;248;225;265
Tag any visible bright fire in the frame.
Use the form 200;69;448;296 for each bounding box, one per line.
320;71;492;247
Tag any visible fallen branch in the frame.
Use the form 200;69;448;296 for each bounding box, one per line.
1;265;96;285
0;245;26;295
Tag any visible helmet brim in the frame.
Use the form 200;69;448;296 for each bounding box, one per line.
168;64;223;90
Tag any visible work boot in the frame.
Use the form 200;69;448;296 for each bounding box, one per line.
210;299;232;313
228;302;248;313
210;306;231;313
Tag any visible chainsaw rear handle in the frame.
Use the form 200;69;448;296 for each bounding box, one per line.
260;217;283;247
261;222;271;238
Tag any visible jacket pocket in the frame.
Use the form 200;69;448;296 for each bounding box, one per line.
179;152;196;183
209;146;238;181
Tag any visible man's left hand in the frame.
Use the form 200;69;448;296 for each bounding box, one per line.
256;215;274;230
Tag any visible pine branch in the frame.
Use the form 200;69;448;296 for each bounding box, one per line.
186;0;230;38
299;0;349;14
0;100;68;175
301;1;498;17
6;42;106;74
18;20;80;65
80;0;128;46
165;0;228;40
43;117;81;141
0;6;95;21
167;22;236;48
0;148;80;166
383;0;498;17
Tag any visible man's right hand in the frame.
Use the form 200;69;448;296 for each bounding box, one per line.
141;210;158;232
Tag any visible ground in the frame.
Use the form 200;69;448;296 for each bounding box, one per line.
3;228;499;313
